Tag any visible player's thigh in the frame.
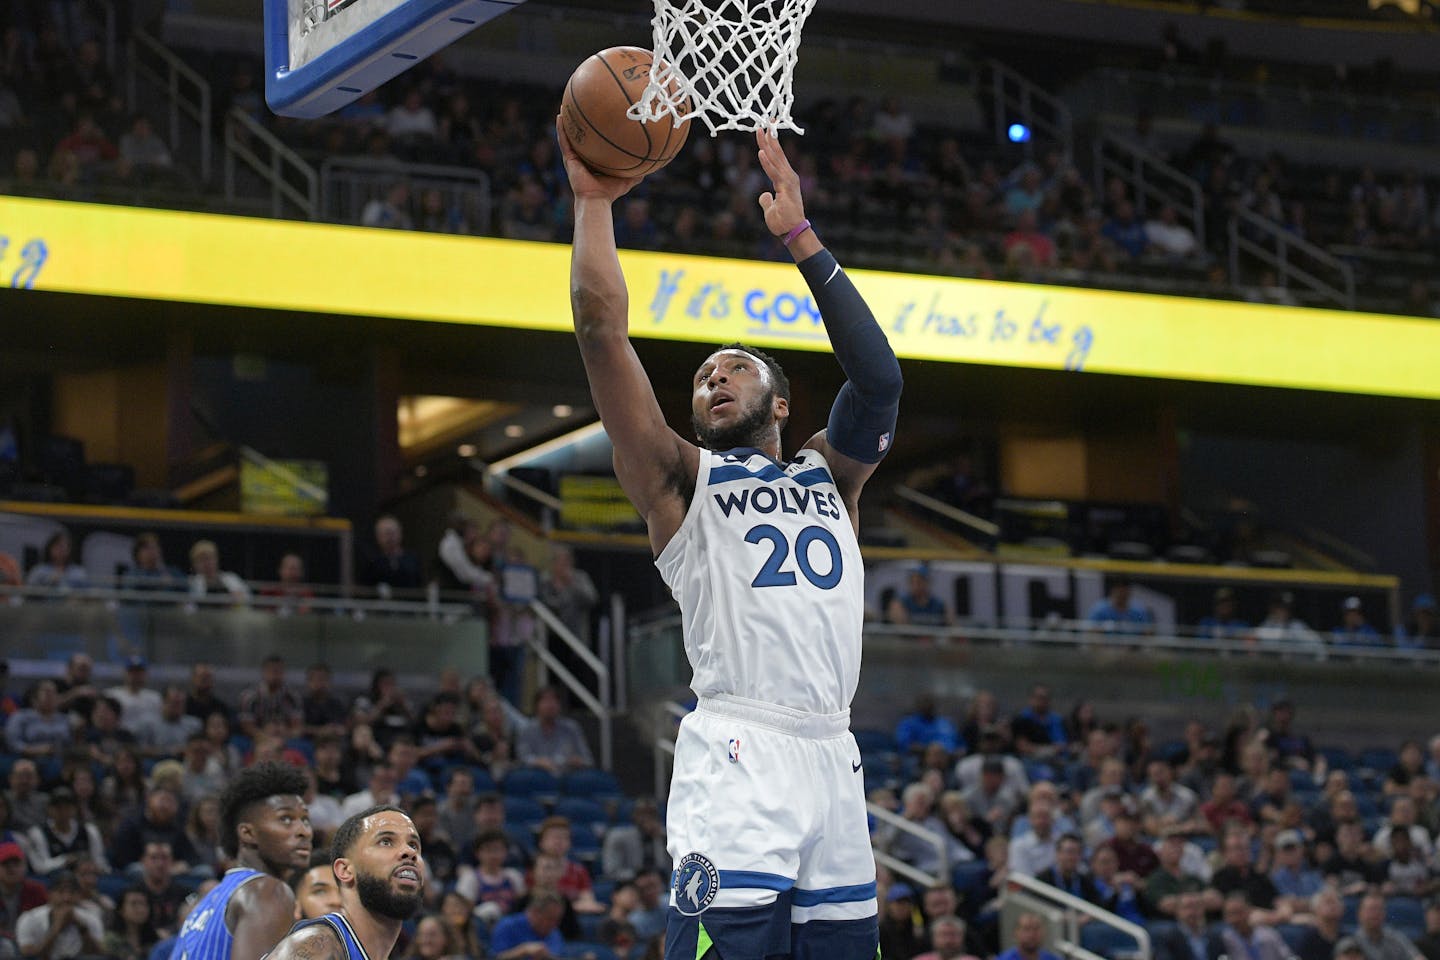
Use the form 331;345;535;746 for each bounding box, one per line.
793;732;877;934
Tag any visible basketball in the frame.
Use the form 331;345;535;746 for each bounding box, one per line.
560;46;691;178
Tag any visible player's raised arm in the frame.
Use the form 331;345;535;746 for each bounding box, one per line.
556;119;696;554
755;131;903;516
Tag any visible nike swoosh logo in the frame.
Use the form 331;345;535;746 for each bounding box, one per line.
825;264;842;285
852;760;862;773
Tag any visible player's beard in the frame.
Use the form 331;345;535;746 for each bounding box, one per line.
355;869;423;920
693;388;778;452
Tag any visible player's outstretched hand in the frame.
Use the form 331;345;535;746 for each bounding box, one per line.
755;129;806;237
556;116;644;203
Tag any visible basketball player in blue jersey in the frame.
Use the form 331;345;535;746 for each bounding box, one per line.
558;121;902;960
267;805;423;960
172;762;313;960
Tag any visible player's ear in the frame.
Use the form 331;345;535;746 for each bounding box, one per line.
333;857;354;887
772;394;789;421
236;821;256;850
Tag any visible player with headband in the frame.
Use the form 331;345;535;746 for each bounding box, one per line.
558;120;902;960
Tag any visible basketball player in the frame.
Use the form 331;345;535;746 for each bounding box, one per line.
171;762;313;960
267;805;424;960
557;122;902;960
291;850;343;921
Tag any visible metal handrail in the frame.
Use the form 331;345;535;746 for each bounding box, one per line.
528;598;612;771
1009;873;1152;960
985;59;1074;160
0;582;472;619
1093;133;1207;251
1228;207;1356;309
319;156;493;232
867;802;946;888
652;700;690;802
224;107;319;220
126;28;212;183
894;485;1000;539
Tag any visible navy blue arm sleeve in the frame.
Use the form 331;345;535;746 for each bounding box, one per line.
796;248;903;464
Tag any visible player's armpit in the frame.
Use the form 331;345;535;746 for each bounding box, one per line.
267;925;347;960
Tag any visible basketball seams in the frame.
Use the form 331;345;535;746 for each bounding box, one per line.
595;51;658;161
563;46;689;178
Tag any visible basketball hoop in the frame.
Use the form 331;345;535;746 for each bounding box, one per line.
629;0;819;136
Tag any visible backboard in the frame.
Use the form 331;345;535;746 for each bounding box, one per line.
263;0;530;118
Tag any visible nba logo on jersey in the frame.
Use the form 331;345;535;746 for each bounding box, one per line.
878;432;891;453
727;737;741;763
673;852;720;916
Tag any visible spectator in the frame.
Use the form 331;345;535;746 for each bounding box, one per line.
386;89;438;141
600;798;667;882
1383;741;1427;798
0;840;45;942
385;738;433;798
1211;830;1281;915
1217;892;1288;960
1099;809;1158;879
1414;901;1440;960
360;515;424;591
1352;891;1422;960
1036;833;1102;905
1008;802;1060;878
1012;684;1067;756
132;842;187;937
339;764;400;821
1294;887;1347;960
25;531;89;590
515;687;594;773
1143;830;1208;918
625;868;668;942
259;553;313;616
1140;759;1206;837
529;820;600;913
1252;592;1325;653
110;791;196;872
895;694;961;756
99;748;146;824
1102;199;1149;259
1333;596;1382;647
886;566;953;629
1002;209;1057;271
135;686;201;759
363;182;414;230
1089;843;1143;925
352;668;415;750
435;768;476;857
414;693;478;768
1265;700;1315;771
538;544;598;651
960;756;1024;830
914;915;978;960
1198;587;1249;641
1401;595;1438;650
1086;581;1155;635
23;788;108;875
299;664;347;740
53;655;98;723
118;115;172;170
1374;796;1433;858
183;664;231;725
200;712;242;779
1153;890;1222;960
1268;829;1324;907
14;870;102;959
1200;772;1253;835
1381;827;1435;898
490;890;565;960
187;541;250;605
123;533;184;592
107;657;163;734
996;912;1062;960
612;198;660;250
879;884;926;960
408;796;457;890
236;655;302;739
401;915;460;960
103;887;159;960
4;760;47;833
5;681;71;758
454;829;526;924
879;783;949;877
1145;204;1198;258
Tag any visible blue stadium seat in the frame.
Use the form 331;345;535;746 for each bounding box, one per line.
853;729;898;754
1288;768;1316;791
569;829;602;863
1156;739;1188;763
952;861;990;898
98;873;133;902
554;797;609;831
1079;924;1138;957
1342;896;1361;927
1023;760;1056;783
562;942;618;960
1277;924;1311;953
1318;746;1354;771
504;766;561;799
1359;748;1398;774
0;754;16;780
609;798;634;824
561;768;623;801
1387;897;1425;938
1352;793;1380;819
503;796;547;825
591;879;617;904
577;913;606;940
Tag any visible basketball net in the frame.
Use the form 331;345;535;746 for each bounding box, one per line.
630;0;818;135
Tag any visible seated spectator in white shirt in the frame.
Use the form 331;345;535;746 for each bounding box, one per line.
515;686;594;774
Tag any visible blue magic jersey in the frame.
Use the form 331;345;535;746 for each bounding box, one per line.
656;447;865;716
284;914;370;960
173;868;263;960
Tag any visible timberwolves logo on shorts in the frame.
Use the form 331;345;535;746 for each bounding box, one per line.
673;852;719;916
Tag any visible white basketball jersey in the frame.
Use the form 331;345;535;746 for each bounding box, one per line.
655;447;865;716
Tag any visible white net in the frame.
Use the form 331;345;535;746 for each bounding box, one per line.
629;0;819;136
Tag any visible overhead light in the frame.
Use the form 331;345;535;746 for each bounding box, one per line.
504;424;525;438
415;465;429;477
457;443;477;458
552;404;574;418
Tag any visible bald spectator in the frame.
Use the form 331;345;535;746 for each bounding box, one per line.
1008;802;1059;878
915;916;980;960
361;514;423;591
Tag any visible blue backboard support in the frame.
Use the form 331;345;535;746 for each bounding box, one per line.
264;0;530;118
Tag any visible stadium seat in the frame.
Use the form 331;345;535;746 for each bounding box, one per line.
98;873;133;902
591;879;617;904
1342;896;1360;926
1288;768;1316;790
1359;747;1398;774
504;766;561;800
1079;924;1138;957
561;768;623;801
569;828;602;864
1387;897;1424;937
1277;924;1310;953
952;861;990;898
577;913;606;941
554;796;609;831
1023;760;1056;783
503;796;547;826
1318;746;1355;771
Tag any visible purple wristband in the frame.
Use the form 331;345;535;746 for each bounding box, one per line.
782;219;813;247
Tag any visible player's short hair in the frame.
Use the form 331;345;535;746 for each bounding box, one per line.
332;804;409;863
220;761;309;857
714;342;791;404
